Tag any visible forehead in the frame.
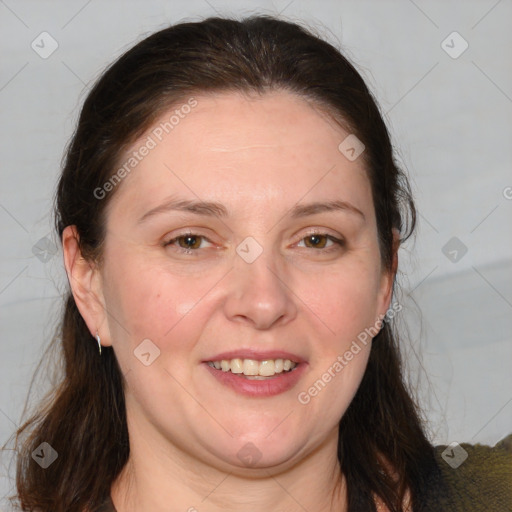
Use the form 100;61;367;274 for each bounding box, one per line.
106;90;372;221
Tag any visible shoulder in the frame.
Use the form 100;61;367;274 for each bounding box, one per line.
430;433;512;511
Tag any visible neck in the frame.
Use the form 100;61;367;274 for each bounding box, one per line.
111;418;347;512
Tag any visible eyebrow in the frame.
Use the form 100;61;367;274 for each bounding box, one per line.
138;197;365;224
291;200;365;220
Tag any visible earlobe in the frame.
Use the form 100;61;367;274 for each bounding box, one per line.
62;226;110;346
378;228;401;317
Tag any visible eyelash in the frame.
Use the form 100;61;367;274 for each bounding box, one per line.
163;231;345;255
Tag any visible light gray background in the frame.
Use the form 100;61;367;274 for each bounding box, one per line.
1;0;511;507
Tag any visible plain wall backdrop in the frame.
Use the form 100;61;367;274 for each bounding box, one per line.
1;0;511;507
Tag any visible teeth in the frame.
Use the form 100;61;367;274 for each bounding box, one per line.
259;360;275;376
243;359;259;376
230;358;243;374
207;358;297;377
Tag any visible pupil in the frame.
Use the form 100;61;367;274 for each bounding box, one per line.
182;236;198;248
308;235;325;248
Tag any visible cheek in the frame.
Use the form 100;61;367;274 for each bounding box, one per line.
102;249;214;351
294;259;383;349
292;253;382;423
295;267;377;427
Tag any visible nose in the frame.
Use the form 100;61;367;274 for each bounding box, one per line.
223;248;298;330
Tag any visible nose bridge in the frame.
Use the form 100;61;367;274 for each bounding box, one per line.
224;237;296;329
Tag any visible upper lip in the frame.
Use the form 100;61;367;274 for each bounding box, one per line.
203;349;307;364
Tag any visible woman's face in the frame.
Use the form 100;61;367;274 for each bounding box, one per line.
89;90;394;472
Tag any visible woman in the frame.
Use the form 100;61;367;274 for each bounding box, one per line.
13;15;511;512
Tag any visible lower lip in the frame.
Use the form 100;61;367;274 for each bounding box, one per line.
203;363;307;397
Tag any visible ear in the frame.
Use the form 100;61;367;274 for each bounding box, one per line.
376;228;400;318
62;225;112;347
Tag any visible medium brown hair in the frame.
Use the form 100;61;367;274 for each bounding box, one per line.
13;15;442;511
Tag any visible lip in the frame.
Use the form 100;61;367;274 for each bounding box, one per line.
203;361;308;397
202;349;307;364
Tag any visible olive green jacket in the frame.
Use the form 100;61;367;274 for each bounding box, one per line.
426;434;512;511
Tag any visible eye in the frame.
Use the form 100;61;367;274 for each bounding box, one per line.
163;233;213;253
297;233;344;250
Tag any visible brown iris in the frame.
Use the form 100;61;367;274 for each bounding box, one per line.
176;235;203;250
303;234;329;249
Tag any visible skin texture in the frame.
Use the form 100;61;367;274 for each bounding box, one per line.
63;90;397;512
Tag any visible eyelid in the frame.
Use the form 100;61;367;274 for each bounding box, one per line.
163;227;214;242
295;227;345;243
299;227;343;238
